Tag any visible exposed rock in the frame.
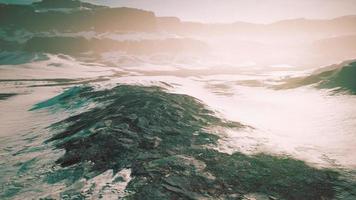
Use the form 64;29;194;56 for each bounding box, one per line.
0;3;156;32
139;136;162;149
32;85;343;199
0;93;17;100
23;36;209;55
275;60;356;94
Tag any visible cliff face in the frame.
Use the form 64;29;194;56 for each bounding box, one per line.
1;0;355;68
0;2;157;32
23;36;208;55
32;0;102;9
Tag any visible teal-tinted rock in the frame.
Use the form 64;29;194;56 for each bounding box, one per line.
35;84;350;199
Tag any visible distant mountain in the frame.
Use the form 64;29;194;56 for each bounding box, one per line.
302;35;356;65
32;0;103;9
275;60;356;94
1;0;355;38
269;16;356;34
157;15;356;43
1;0;355;68
23;36;209;55
0;1;156;32
312;35;356;55
1;0;355;40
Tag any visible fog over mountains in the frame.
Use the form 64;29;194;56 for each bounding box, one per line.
2;1;356;200
1;0;356;68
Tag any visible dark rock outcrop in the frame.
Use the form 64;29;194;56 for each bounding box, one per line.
32;0;102;9
0;93;17;100
0;2;156;32
24;36;209;55
275;60;356;94
31;85;343;199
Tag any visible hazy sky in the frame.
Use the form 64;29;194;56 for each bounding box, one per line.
2;0;356;23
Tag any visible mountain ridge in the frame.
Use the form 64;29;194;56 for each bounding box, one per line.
275;60;356;94
0;0;356;31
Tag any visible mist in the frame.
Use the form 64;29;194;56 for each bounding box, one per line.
1;1;356;199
